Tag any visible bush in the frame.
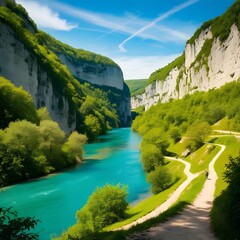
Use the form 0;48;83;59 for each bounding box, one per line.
141;144;164;172
58;184;128;239
147;166;174;194
212;155;240;240
0;77;39;129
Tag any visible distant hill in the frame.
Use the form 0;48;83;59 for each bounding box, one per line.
125;79;147;96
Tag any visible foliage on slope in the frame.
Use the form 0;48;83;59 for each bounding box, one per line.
55;184;128;240
133;81;240;137
187;0;240;44
0;77;39;129
125;79;147;96
0;78;87;186
212;154;240;240
0;0;121;139
147;54;185;85
37;31;116;67
132;81;240;192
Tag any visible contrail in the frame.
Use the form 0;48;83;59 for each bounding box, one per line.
96;13;140;40
119;0;199;52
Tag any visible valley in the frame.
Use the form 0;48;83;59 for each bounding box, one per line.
0;0;240;240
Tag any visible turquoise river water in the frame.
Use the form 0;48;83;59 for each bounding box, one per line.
0;128;150;239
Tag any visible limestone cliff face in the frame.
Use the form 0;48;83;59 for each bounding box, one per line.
0;0;131;132
56;53;131;126
0;22;76;133
58;54;124;90
132;24;240;110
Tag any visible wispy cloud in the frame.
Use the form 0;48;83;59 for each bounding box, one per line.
47;1;195;47
113;54;180;80
119;0;199;52
16;0;77;31
17;0;197;51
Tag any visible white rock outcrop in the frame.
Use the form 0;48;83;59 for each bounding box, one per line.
58;54;124;90
132;24;240;110
0;22;76;134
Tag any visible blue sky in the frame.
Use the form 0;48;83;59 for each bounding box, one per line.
16;0;235;80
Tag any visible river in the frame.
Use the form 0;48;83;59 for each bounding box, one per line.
0;128;150;239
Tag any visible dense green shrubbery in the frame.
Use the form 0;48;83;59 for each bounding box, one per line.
0;119;87;186
147;166;174;194
0;78;87;186
56;184;128;240
212;155;240;240
0;77;39;129
133;81;240;139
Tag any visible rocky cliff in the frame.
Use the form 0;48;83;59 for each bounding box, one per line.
132;1;240;110
0;0;131;134
0;22;77;133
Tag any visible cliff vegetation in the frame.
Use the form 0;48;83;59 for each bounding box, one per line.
0;77;87;186
0;0;123;139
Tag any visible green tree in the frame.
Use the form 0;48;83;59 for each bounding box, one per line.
0;77;39;129
142;128;170;154
77;184;128;231
59;184;128;239
84;114;101;139
0;207;39;240
186;122;211;151
0;120;44;184
37;107;51;121
169;126;181;143
224;155;240;234
147;166;173;194
39;120;66;170
141;144;164;172
80;96;97;115
62;131;87;165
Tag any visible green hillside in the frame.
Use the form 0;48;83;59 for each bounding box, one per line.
125;79;147;96
131;80;240;240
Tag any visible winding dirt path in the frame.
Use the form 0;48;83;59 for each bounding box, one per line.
119;157;200;231
127;143;225;240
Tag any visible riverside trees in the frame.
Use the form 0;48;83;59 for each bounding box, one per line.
0;78;87;186
0;120;87;186
56;184;128;240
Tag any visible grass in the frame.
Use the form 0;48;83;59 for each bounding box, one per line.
212;117;231;130
210;136;240;197
167;139;188;157
210;135;240;240
185;144;221;173
105;160;186;230
103;173;206;240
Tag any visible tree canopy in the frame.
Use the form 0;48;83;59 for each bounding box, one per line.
57;184;128;240
0;77;39;129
